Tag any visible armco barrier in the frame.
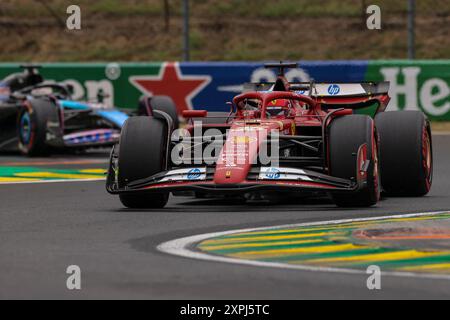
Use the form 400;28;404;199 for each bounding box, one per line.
0;61;448;120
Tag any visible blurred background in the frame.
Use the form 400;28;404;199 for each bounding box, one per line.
0;0;448;123
0;0;448;61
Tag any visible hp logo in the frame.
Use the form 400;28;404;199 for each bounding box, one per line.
327;84;340;95
187;168;202;180
265;168;281;180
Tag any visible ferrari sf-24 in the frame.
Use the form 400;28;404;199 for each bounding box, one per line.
107;63;432;208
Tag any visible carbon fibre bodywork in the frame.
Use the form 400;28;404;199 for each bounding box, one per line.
106;63;386;201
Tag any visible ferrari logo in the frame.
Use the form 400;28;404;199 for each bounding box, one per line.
226;171;232;178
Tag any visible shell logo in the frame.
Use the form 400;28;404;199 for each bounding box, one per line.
233;136;256;144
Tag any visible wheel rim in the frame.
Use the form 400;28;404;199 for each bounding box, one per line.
373;140;380;200
20;112;32;145
422;128;432;189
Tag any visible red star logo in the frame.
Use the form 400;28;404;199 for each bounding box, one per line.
129;62;211;113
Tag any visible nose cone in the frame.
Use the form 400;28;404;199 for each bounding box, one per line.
214;167;246;184
214;125;268;184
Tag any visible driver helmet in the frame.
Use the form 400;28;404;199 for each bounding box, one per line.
267;99;291;117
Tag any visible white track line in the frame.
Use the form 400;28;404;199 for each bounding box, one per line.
0;178;105;185
157;210;450;281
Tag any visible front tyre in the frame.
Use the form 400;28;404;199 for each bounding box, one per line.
329;115;380;207
118;116;170;209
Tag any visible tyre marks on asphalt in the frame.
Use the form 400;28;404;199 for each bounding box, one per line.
159;211;450;279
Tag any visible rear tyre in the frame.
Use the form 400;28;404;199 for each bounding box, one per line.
329;115;380;207
375;111;432;196
118;116;169;209
138;95;179;129
18;98;58;157
152;96;179;130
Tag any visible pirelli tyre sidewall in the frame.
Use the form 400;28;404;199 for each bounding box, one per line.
329;114;380;207
18;98;58;157
375;111;432;196
118;116;169;209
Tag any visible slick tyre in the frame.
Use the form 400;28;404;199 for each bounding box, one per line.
18;98;58;157
138;95;179;130
329;115;380;207
118;116;169;209
375;111;432;196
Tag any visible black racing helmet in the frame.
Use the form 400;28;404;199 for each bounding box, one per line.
2;65;44;92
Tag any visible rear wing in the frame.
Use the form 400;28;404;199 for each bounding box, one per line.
243;81;389;98
243;81;390;112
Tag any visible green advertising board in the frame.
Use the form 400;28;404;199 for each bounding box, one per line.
0;61;448;120
365;60;450;120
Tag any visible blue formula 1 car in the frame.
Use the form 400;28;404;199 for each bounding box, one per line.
0;65;177;156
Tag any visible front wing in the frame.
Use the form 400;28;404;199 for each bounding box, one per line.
107;164;367;195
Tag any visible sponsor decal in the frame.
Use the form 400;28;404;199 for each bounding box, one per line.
379;66;450;117
187;168;202;180
259;167;313;181
265;167;281;180
233;136;256;144
105;63;121;80
159;168;206;182
64;129;119;145
327;84;340;95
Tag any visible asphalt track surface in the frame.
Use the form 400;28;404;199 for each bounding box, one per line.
1;135;450;299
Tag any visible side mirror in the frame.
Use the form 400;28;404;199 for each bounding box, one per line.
182;110;207;118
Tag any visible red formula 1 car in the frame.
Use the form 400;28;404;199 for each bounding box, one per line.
106;63;433;208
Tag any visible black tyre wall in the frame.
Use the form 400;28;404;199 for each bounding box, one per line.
375;111;432;196
139;95;179;129
118;116;169;208
118;116;168;187
18;98;59;156
329;115;380;207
